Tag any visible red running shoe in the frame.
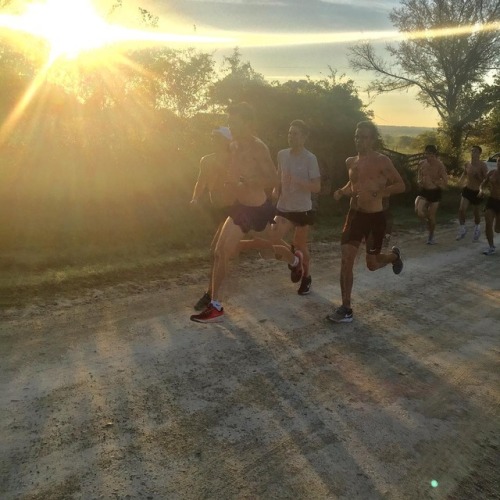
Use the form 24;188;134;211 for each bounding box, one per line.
190;304;224;323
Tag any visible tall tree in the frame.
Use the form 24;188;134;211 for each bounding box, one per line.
349;0;500;170
208;47;268;109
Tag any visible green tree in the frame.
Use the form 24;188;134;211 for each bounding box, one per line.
411;130;441;152
129;48;216;117
208;47;268;110
349;0;500;171
211;66;371;192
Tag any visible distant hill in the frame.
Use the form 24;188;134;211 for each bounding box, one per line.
378;125;436;137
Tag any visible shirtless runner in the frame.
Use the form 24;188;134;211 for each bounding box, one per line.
328;121;406;323
479;157;500;256
190;127;235;311
456;145;488;242
414;145;448;245
190;102;303;323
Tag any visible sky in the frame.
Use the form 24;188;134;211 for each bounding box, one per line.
145;0;441;128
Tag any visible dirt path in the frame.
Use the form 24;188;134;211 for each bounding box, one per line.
1;226;499;500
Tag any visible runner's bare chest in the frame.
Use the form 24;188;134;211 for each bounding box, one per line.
350;157;386;189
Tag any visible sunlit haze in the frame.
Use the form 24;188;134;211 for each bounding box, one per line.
0;0;498;127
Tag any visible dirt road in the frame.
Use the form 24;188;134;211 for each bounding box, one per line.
1;226;499;499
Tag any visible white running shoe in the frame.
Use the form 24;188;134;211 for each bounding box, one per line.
456;226;467;241
472;226;480;242
482;246;496;256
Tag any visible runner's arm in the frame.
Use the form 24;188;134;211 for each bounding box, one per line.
190;158;209;204
380;158;406;197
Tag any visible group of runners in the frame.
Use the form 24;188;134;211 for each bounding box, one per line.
415;144;500;255
189;102;500;324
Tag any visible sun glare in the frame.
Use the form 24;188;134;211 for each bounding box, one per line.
2;0;115;63
0;0;235;65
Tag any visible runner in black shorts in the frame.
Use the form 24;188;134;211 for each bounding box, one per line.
236;119;321;295
479;157;500;255
414;145;448;245
341;210;386;254
456;146;488;241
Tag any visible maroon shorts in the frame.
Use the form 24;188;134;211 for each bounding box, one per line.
230;199;276;234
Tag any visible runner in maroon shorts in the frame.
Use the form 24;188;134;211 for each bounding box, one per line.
328;121;405;323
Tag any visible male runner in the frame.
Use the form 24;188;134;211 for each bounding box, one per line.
414;145;448;245
235;119;320;294
273;119;321;294
328;121;405;323
190;103;303;323
190;126;235;311
456;145;488;241
479;157;500;255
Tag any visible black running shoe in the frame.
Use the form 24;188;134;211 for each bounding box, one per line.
194;291;211;311
326;306;353;323
298;276;312;295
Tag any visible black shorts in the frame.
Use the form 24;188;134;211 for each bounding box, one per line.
341;210;386;255
485;197;500;215
230;199;276;234
275;209;316;227
419;188;442;203
461;187;482;206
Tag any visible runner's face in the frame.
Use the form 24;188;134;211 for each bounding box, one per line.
288;126;305;149
471;148;480;160
354;128;374;153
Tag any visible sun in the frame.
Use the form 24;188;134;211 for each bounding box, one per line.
5;0;117;64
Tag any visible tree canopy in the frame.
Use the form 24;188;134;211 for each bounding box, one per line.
349;0;500;169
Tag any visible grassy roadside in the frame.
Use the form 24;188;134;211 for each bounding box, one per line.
0;189;462;309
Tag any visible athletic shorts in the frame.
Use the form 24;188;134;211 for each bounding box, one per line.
275;209;316;227
230;199;276;234
208;205;232;225
485;197;500;215
419;188;442;203
461;187;482;206
341;209;386;255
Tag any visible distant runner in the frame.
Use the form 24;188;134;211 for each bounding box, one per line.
456;145;488;242
414;145;448;245
479;156;500;256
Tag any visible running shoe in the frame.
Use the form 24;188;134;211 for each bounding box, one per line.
482;246;496;256
290;250;304;283
456;227;467;240
472;226;481;242
194;291;211;311
326;306;353;323
426;237;436;245
391;246;403;275
297;275;312;295
190;304;224;323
